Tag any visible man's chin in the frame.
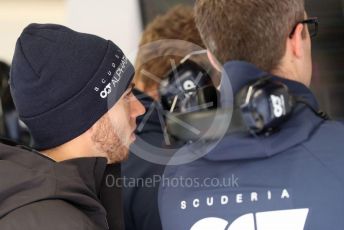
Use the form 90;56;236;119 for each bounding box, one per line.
107;155;129;164
107;146;130;164
130;133;136;142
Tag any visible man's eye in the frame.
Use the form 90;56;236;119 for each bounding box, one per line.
125;92;133;99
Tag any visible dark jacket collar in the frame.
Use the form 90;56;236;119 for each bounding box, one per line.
0;141;108;228
133;89;163;134
58;157;108;196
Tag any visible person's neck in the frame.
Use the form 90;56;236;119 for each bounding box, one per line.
271;65;304;86
41;136;95;162
42;145;86;162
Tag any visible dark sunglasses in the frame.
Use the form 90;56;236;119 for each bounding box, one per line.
289;17;319;38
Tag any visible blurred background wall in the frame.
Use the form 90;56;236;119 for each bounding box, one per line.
0;0;67;63
0;0;142;63
0;0;343;118
67;0;142;62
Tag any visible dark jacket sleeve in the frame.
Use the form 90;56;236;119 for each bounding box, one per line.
0;200;106;230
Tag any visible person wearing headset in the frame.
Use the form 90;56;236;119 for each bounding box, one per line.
159;0;344;229
120;5;219;230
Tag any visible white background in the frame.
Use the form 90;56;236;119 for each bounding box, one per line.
0;0;142;64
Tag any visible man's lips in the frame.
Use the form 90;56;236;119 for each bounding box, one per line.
129;125;137;141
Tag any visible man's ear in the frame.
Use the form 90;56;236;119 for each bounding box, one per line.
289;23;305;59
207;50;222;72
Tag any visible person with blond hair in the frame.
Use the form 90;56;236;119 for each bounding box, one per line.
159;1;344;229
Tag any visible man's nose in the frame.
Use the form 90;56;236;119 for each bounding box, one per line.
130;96;145;118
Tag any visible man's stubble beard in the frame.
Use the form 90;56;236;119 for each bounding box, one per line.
91;115;131;164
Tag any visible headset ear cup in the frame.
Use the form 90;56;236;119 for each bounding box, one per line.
238;76;294;135
159;59;218;113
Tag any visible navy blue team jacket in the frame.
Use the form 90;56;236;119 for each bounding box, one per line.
158;61;344;230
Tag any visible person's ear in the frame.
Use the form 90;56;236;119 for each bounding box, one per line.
289;23;305;59
207;50;222;72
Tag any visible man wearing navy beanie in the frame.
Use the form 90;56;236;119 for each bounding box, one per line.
0;23;144;230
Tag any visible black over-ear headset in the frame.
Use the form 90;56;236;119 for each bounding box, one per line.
159;59;218;113
162;67;330;141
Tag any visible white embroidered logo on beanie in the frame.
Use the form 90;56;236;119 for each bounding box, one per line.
94;55;130;99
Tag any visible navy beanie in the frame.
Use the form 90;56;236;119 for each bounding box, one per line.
10;23;135;150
